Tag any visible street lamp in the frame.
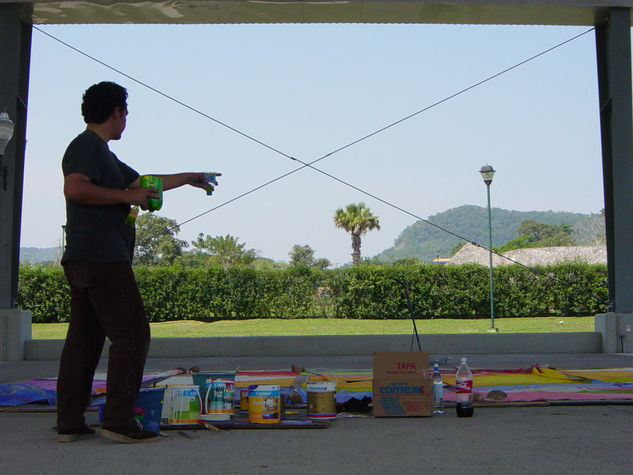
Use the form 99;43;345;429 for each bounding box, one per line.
479;164;498;332
0;110;15;192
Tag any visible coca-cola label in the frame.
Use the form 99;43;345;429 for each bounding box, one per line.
456;379;473;394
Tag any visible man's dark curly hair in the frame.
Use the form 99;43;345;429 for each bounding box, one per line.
81;81;128;124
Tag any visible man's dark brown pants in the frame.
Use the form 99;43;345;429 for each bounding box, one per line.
57;261;150;431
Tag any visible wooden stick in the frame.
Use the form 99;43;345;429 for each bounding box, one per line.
203;422;221;432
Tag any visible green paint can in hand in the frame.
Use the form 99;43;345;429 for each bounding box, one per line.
140;175;163;212
124;205;139;226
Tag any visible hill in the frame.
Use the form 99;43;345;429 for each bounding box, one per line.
375;205;590;263
20;247;59;264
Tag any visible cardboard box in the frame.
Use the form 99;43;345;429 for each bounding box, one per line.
372;351;432;417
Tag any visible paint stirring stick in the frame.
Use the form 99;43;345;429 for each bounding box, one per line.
203;422;221;432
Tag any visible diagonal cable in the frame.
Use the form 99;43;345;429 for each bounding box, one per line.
34;25;596;271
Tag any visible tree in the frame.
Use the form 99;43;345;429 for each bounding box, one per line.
191;234;256;269
134;213;187;265
498;219;576;252
573;209;606;246
289;244;314;266
334;202;381;265
516;219;573;243
289;244;331;269
251;257;287;270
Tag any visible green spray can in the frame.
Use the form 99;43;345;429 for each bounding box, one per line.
124;205;139;226
203;173;218;195
140;175;163;212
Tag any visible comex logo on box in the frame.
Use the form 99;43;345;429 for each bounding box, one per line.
379;382;424;394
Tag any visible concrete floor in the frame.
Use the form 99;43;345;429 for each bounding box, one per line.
2;353;633;474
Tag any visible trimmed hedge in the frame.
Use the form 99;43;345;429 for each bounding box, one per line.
18;263;608;323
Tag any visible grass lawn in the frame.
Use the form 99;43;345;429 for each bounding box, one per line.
32;316;595;339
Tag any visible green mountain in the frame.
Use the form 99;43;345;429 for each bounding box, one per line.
375;205;590;263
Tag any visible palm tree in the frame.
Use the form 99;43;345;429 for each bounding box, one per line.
334;203;381;265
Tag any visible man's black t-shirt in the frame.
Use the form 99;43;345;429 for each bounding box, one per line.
61;130;139;264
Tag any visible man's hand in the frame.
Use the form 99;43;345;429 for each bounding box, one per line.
185;172;221;190
127;187;159;210
153;172;222;192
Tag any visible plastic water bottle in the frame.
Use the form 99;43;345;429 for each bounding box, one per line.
456;357;474;417
432;363;444;414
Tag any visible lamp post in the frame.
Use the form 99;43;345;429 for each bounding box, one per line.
0;110;15;192
198;232;204;266
479;164;497;332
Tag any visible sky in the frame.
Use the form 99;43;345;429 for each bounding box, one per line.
20;23;604;266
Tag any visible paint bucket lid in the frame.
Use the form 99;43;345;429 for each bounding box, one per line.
306;381;337;391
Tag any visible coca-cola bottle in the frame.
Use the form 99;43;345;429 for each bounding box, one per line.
455;357;474;417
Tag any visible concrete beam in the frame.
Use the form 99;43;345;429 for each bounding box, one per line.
23;332;602;360
0;0;628;26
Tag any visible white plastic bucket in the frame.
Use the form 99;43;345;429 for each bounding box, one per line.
203;378;234;421
161;385;201;425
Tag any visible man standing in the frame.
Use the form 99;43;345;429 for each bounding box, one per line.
56;81;218;443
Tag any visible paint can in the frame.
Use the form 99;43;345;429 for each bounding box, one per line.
161;385;201;425
203;378;234;421
248;385;280;424
306;373;337;420
134;387;165;433
139;175;163;211
98;387;165;434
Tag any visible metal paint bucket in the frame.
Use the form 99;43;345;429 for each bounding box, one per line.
248;385;280;424
306;370;337;420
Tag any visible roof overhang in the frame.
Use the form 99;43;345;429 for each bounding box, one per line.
2;0;633;26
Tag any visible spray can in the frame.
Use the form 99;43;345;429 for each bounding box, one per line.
139;175;163;211
124;205;139;226
203;173;218;196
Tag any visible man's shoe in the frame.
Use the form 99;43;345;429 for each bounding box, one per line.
57;425;96;442
101;423;160;444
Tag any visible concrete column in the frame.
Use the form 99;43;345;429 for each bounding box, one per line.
0;309;31;361
594;9;633;351
595;313;633;353
595;9;633;313
0;4;32;361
